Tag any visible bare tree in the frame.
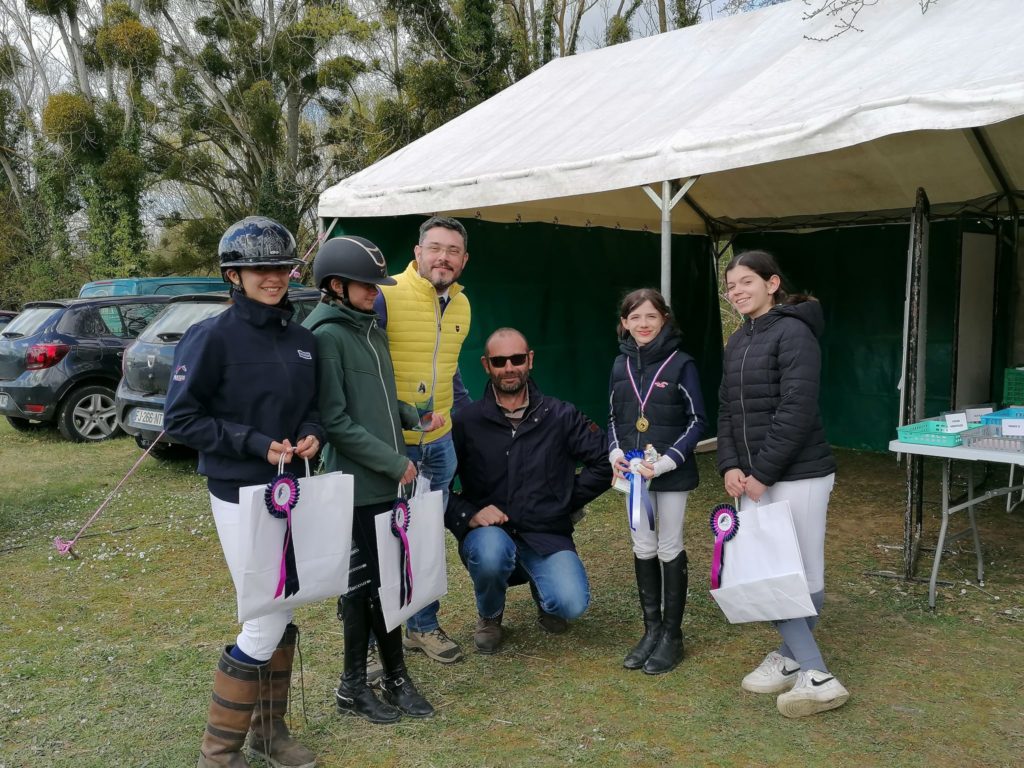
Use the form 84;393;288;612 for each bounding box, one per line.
723;0;940;40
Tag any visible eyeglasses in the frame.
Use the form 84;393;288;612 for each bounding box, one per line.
421;243;465;258
487;353;528;368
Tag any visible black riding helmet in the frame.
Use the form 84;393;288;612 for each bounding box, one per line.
313;236;397;290
218;216;301;277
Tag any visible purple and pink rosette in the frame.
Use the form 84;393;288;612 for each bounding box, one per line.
391;498;414;607
709;503;740;590
265;472;302;599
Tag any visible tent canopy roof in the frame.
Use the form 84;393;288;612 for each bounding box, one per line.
320;0;1024;233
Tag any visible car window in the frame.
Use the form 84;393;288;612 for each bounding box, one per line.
137;302;228;342
121;303;165;337
60;307;108;338
89;303;165;338
155;282;224;296
2;307;59;337
79;285;118;298
97;306;127;337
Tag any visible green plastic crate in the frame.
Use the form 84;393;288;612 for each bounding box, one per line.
896;419;963;447
1003;368;1024;406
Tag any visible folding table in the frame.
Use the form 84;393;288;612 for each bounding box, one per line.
888;440;1024;608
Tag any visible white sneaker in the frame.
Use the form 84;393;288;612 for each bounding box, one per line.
776;669;850;718
741;651;800;693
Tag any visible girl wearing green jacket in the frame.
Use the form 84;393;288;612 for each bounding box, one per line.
304;236;443;725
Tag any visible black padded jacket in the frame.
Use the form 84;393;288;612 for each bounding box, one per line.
716;299;836;485
608;326;706;492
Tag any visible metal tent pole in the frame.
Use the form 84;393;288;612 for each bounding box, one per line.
902;188;931;580
642;177;699;305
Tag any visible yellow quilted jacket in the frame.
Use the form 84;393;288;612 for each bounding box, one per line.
380;261;471;444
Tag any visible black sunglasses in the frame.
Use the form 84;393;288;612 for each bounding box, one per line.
487;353;529;368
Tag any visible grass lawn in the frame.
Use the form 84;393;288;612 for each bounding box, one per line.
1;421;1021;767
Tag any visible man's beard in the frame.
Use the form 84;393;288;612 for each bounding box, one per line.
491;372;528;394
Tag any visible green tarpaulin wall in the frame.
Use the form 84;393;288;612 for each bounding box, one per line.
332;217;1007;453
734;219;1010;451
331;216;723;437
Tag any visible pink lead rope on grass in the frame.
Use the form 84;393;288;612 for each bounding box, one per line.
53;431;166;557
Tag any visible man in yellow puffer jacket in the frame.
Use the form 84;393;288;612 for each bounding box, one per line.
372;216;472;666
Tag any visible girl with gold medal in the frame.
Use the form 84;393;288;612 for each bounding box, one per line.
608;288;707;674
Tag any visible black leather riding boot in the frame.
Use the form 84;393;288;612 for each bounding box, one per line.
643;551;688;675
623;556;663;670
371;596;435;718
334;595;401;724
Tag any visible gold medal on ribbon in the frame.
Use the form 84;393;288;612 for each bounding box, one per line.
626;352;676;438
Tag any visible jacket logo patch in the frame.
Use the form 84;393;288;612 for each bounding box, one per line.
653;381;669;388
417;382;427;394
455;325;461;333
297;349;312;360
173;364;187;382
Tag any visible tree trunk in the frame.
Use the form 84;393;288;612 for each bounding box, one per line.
286;83;300;173
542;0;554;63
0;152;25;210
64;14;94;101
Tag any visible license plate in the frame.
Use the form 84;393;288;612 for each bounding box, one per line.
0;393;8;408
133;408;164;427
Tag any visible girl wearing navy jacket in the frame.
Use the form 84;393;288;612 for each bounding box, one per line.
719;249;848;719
165;217;324;768
609;288;706;675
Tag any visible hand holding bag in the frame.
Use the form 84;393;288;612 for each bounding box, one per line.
709;498;817;624
234;460;354;622
376;476;448;632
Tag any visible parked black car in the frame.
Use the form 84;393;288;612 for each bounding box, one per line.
0;310;17;330
116;289;320;453
0;296;172;441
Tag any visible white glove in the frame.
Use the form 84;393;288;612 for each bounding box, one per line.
608;448;625;469
650;454;678;478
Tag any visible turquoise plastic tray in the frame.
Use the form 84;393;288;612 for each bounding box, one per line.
896;419;963;447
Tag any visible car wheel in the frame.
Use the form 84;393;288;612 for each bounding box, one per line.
57;385;122;442
6;416;49;432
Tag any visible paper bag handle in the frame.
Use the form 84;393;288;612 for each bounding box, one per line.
277;455;312;477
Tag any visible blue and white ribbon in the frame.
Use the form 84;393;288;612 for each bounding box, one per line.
623;449;655;532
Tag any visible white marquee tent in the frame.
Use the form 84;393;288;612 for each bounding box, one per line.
318;0;1024;584
319;0;1024;238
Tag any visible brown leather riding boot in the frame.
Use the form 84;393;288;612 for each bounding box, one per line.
197;648;259;768
248;625;316;767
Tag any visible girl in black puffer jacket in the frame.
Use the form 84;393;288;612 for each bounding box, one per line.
719;250;848;719
609;288;706;675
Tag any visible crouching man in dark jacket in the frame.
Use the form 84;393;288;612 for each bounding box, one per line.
446;327;612;654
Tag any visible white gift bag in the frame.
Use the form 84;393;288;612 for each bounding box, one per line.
234;463;353;622
709;499;817;624
376;477;448;632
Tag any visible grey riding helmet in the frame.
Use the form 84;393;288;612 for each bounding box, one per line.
313;236;397;289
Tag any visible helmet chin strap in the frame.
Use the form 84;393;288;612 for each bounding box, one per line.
326;279;375;315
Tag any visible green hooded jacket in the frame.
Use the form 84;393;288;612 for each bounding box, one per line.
303;300;419;505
